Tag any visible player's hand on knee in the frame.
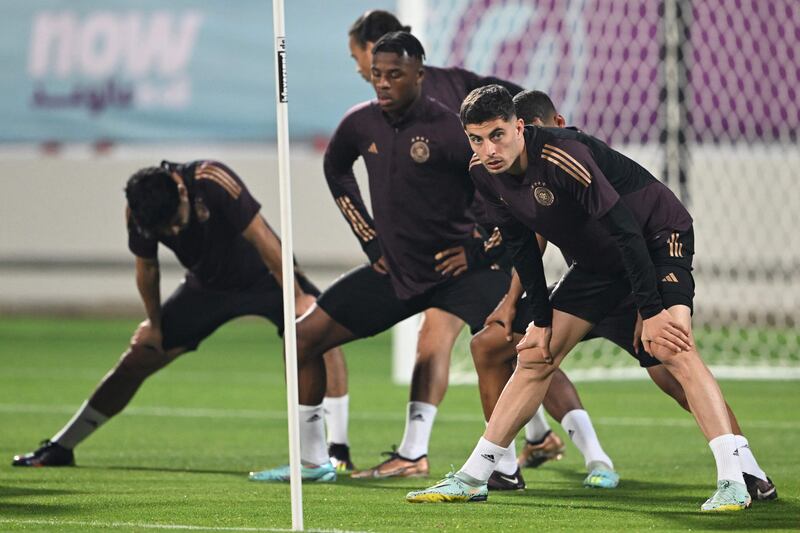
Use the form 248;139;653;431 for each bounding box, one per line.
295;292;317;317
642;309;692;354
516;323;553;364
484;295;516;342
434;246;468;277
131;319;164;353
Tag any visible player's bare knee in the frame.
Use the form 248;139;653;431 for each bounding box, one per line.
516;349;557;380
655;349;693;382
470;327;510;368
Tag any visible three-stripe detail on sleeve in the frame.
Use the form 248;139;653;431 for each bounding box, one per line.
196;163;242;199
335;196;376;242
667;232;684;257
541;144;592;187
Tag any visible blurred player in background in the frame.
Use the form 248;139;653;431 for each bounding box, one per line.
329;10;616;490
248;32;510;484
472;88;776;500
408;85;758;511
12;161;342;467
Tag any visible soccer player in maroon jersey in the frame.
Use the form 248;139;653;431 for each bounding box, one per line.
408;85;753;511
473;89;775;500
248;32;511;484
12;161;339;467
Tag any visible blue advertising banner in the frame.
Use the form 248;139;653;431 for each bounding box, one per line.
0;0;391;142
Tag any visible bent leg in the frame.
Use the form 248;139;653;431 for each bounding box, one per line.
484;310;592;447
469;324;517;421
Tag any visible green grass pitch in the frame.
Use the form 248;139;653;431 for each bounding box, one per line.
0;317;798;532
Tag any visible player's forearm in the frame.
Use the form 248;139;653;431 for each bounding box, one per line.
135;257;161;326
243;216;304;297
599;201;663;319
503;228;552;326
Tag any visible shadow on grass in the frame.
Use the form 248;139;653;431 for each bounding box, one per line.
90;464;246;477
0;485;79;498
0;501;74;517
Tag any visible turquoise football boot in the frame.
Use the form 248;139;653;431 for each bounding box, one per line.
583;461;620;489
700;480;751;512
249;462;336;483
406;471;488;503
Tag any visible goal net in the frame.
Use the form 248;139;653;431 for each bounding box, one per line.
393;0;800;382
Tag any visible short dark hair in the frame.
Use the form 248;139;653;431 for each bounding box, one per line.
372;31;425;62
125;166;180;235
513;90;558;124
459;84;515;127
349;10;410;48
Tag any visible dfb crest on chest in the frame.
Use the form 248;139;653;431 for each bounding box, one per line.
531;181;555;206
410;136;430;163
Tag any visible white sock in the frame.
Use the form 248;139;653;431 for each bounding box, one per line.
524;406;552;443
459;437;507;484
495;439;518;476
734;435;767;480
709;434;744;484
299;404;329;466
323;395;349;445
397;401;437;459
51;401;109;450
561;409;613;470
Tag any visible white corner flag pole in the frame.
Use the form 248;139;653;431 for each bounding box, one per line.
272;0;303;530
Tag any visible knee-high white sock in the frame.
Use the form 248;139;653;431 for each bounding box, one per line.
397;401;437;459
734;435;767;480
524;406;552;443
495;439;518;476
459;437;507;484
51;401;109;450
561;409;613;470
709;434;745;484
323;395;349;446
299;404;329;466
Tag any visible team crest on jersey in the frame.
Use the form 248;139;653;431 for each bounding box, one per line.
410;136;430;163
532;183;555;206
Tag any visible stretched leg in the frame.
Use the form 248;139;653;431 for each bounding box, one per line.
646;364;776;499
650;304;750;510
12;320;185;467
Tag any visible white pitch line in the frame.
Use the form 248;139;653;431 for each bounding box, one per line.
0;403;798;430
0;518;367;533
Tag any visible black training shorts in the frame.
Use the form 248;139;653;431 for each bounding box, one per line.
317;264;510;338
160;272;319;351
510;227;696;368
512;290;661;367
